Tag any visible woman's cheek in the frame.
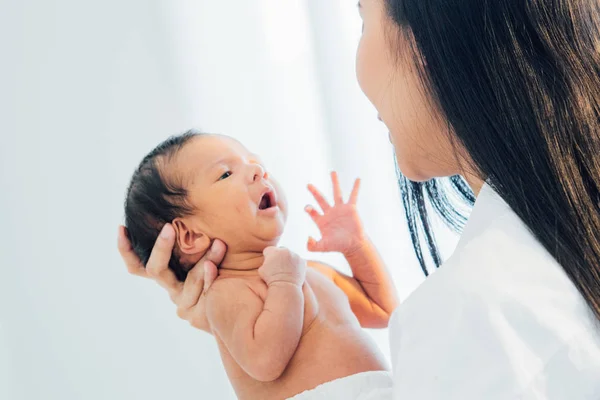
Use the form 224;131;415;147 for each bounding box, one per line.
355;38;370;99
356;32;388;111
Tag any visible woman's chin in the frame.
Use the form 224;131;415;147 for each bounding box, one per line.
395;156;431;182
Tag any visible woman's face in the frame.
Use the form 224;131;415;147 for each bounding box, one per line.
356;0;460;182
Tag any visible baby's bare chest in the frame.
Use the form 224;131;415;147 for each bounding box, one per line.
227;270;353;328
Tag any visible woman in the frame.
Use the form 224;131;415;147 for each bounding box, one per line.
118;0;600;397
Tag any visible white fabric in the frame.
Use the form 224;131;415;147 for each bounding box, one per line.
382;182;600;399
289;182;600;400
287;371;392;400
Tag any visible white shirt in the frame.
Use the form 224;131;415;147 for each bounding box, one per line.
379;182;600;399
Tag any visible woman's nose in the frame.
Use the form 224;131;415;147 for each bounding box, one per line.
251;163;267;182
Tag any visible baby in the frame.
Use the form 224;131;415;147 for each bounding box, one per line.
124;130;398;399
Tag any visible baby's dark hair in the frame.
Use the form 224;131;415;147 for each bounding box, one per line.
124;129;203;282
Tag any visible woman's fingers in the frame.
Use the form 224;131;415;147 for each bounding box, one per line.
349;178;361;204
117;225;148;278
146;224;182;294
307;184;331;212
179;239;226;306
178;263;207;311
120;224;227;333
203;239;228;267
177;255;221;311
202;261;219;293
176;242;225;332
331;171;343;204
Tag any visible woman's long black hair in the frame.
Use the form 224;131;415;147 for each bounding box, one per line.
386;0;600;321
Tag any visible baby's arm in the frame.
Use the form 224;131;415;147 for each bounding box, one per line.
206;248;305;382
344;239;399;325
305;173;399;328
308;255;397;329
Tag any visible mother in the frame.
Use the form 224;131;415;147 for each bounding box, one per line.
119;0;600;397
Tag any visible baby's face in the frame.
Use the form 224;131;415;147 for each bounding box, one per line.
172;135;287;252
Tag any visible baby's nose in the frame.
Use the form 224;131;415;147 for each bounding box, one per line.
252;164;267;182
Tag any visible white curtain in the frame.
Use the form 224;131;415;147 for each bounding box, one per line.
1;0;457;399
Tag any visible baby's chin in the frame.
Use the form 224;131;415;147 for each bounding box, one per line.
217;238;280;261
248;228;285;251
227;223;286;253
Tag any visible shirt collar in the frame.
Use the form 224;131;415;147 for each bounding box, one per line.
454;181;512;252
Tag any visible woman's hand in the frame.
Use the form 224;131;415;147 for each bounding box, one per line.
117;224;226;332
305;171;366;255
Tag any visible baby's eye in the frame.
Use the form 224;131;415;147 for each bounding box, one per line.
219;171;232;181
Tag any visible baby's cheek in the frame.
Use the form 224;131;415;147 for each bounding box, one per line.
271;179;287;213
278;193;288;218
199;207;234;237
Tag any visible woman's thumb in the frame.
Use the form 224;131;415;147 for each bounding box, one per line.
203;261;218;293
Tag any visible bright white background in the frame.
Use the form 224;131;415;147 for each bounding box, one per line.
1;0;458;399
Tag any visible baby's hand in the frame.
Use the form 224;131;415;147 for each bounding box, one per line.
258;247;306;287
305;171;366;256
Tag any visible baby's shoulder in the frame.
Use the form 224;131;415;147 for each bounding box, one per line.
204;277;265;332
206;275;266;307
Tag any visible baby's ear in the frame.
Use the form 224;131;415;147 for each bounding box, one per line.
172;218;211;256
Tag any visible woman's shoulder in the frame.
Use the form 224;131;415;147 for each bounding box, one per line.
397;208;596;337
388;209;600;398
449;209;585;309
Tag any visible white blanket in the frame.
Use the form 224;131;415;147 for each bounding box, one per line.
287;371;393;400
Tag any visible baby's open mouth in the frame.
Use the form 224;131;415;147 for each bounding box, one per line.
258;191;276;210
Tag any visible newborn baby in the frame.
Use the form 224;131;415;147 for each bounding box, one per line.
124;130;397;399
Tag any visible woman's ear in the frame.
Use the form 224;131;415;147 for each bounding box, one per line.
172;218;211;256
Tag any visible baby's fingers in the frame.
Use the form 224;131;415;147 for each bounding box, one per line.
307;184;331;212
305;205;322;223
349;178;361;204
307;237;327;252
331;171;343;204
